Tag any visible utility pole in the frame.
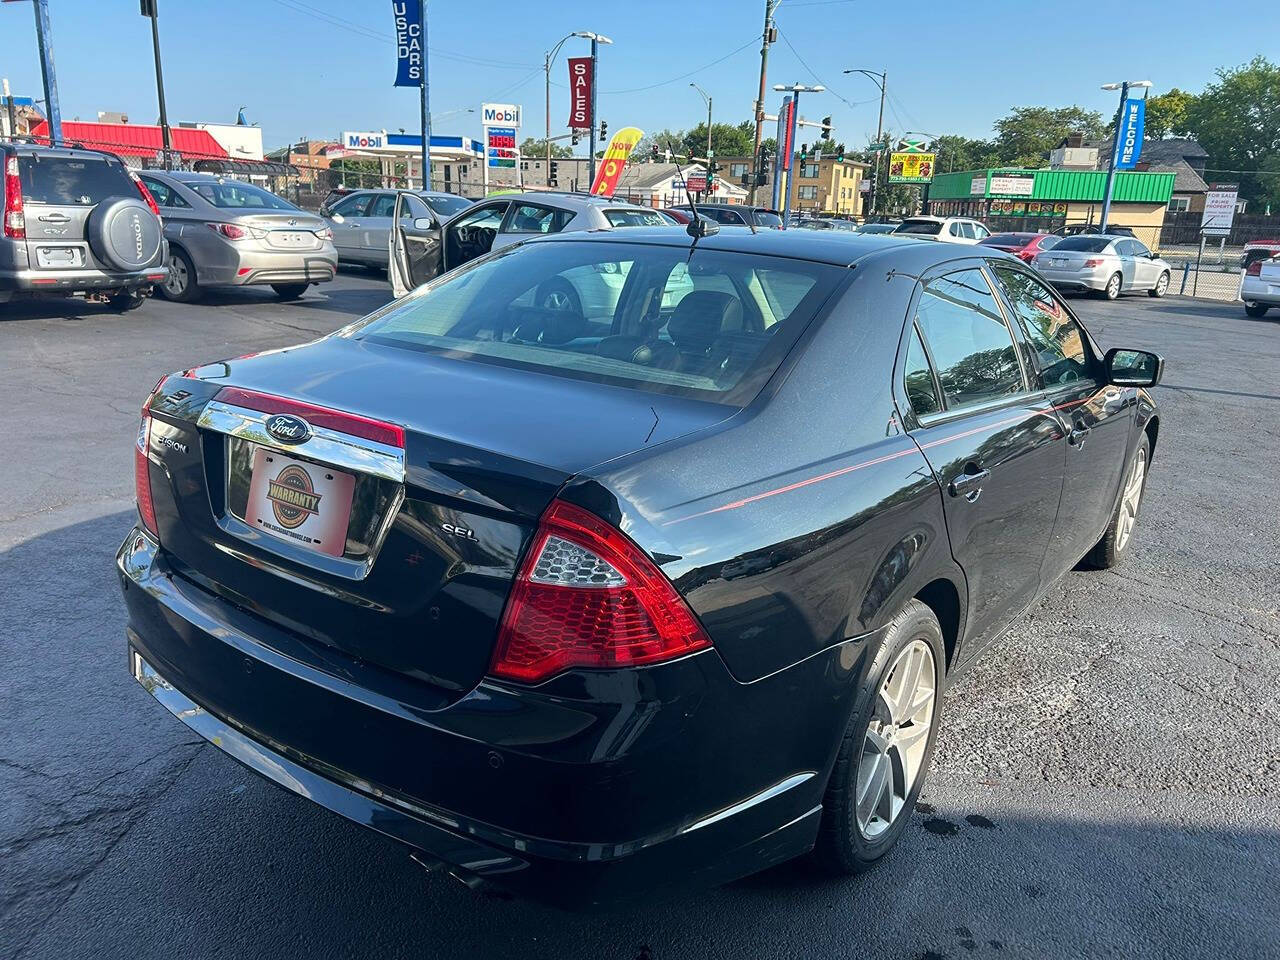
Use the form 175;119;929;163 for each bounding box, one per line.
139;0;172;169
1098;78;1151;232
32;0;61;145
844;68;885;217
749;0;780;205
2;79;17;142
418;2;431;189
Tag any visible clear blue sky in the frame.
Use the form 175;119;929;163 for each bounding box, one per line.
2;0;1275;153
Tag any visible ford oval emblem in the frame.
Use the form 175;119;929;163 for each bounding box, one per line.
265;413;311;445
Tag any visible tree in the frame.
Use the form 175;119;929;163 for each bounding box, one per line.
520;137;572;159
634;128;685;160
933;134;997;174
680;120;755;159
991;106;1106;168
1143;88;1195;140
1185;56;1280;171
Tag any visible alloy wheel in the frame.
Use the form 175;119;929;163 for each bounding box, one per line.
856;638;937;841
164;253;188;297
1155;273;1169;296
1116;446;1147;552
1107;274;1121;299
542;290;572;311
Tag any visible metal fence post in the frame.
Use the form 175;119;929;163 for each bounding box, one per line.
1179;262;1189;295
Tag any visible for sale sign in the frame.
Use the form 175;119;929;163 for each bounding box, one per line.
1201;183;1238;237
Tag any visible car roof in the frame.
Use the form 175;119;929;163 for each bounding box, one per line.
521;226;983;270
2;141;125;163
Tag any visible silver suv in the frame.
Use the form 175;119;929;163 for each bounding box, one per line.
1;143;167;310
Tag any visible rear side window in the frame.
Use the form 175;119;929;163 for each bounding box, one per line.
904;326;941;416
914;269;1025;410
17;154;134;205
139;176;190;208
368;194;397;217
604;209;668;227
353;242;844;402
753;211;782;227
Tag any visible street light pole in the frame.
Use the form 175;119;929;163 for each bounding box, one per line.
139;0;173;169
571;32;611;190
690;83;712;203
844;68;885;218
544;33;574;174
32;0;62;145
419;2;431;190
1099;79;1151;233
773;83;824;228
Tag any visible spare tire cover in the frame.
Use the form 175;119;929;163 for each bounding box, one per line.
87;197;163;271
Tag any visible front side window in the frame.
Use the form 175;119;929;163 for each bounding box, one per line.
991;266;1092;387
329;193;370;217
191;180;299;210
914;269;1025;410
453;203;508;232
353;242;844;402
398;194;431;220
505;204;574;234
368;193;397;218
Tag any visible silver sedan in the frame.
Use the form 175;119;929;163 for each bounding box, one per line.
140;171;337;302
1033;234;1171;300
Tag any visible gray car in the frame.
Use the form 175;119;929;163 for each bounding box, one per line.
0;143;167;311
323;189;473;270
140;171;336;302
388;191;678;299
1034;234;1171;300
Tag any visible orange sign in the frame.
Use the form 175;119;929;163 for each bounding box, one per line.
589;126;643;197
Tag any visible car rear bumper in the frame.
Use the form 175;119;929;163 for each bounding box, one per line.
1036;266;1110;291
118;528;868;908
203;245;338;288
0;259;168;295
1242;276;1280;306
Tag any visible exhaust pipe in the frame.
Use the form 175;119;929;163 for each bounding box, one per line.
409;850;487;891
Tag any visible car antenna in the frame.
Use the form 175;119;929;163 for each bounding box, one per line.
665;136;718;256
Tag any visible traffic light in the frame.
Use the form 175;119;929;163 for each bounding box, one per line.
571;129;581;146
821;117;832;141
599;120;608;140
550;160;559;185
650;144;662;162
799;142;809;163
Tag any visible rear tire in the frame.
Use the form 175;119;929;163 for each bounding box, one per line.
1083;433;1150;570
271;283;309;301
157;247;201;303
1101;272;1122;300
1245;302;1270;318
811;599;944;875
107;289;147;312
1148;272;1169;298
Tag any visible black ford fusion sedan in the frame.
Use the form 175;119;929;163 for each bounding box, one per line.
119;227;1162;908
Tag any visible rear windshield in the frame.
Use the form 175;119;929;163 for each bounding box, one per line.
190;180;298;210
423;194;471;217
604;209;670;227
351;241;846;402
1054;236;1113;252
753;211;783;228
981;233;1036;246
17;154;135;205
895;219;943;235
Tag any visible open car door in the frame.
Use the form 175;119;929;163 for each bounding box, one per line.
388;192;444;298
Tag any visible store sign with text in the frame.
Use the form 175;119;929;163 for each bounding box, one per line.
989;174;1035;197
567;57;592;129
1115;97;1145;169
1201;183;1238;236
887;151;935;183
391;0;423;87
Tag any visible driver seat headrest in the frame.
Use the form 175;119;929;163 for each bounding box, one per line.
668;291;743;355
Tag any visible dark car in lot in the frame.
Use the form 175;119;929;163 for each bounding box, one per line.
670;203;783;228
120;229;1162;908
978;231;1061;263
1;143;168;310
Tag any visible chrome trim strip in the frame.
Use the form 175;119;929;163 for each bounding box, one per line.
197;400;405;483
683;772;817;833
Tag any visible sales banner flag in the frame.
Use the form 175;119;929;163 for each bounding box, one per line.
888;151;936;183
589;126;644;197
567;56;593;129
392;0;424;87
1115;97;1146;169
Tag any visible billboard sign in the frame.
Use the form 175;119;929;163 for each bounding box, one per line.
1201;183;1239;236
1115;97;1146;169
481;103;522;128
888;151;935;183
391;0;423;87
567;57;592;129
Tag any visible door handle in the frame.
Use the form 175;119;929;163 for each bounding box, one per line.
948;465;991;498
1068;425;1091;447
38;213;71;223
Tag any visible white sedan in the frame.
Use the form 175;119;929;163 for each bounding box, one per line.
1034;235;1171;300
1243;254;1280;318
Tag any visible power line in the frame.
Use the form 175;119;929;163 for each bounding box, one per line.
548;36;760;95
774;28;877;111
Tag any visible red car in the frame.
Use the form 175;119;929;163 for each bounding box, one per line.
978;232;1061;263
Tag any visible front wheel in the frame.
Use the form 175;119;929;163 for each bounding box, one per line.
1102;272;1123;300
1245;302;1270;318
271;283;309;301
812;599;944;874
1083;433;1150;570
1148;272;1169;298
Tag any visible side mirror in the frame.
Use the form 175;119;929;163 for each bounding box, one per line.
1105;348;1163;387
329;213;344;224
413;217;436;231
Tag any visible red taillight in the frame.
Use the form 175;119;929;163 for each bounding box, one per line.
1246;259;1263;276
1084;258;1104;267
489;500;712;684
134;376;167;539
3;154;25;239
209;222;248;240
212;386;405;448
129;170;161;216
1018;250;1035;262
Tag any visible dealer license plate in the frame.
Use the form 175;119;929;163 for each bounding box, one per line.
244;447;355;558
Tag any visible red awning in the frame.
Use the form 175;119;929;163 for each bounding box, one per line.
29;120;228;162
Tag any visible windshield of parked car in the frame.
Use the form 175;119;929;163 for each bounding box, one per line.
349;241;845;402
190;180;299;211
895;219;943;236
604;209;671;227
422;194;471;217
1054;237;1114;253
17;154;135;205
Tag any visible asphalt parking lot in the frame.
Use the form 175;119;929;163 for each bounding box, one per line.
2;275;1278;960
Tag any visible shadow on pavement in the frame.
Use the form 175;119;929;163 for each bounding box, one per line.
3;513;1278;960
